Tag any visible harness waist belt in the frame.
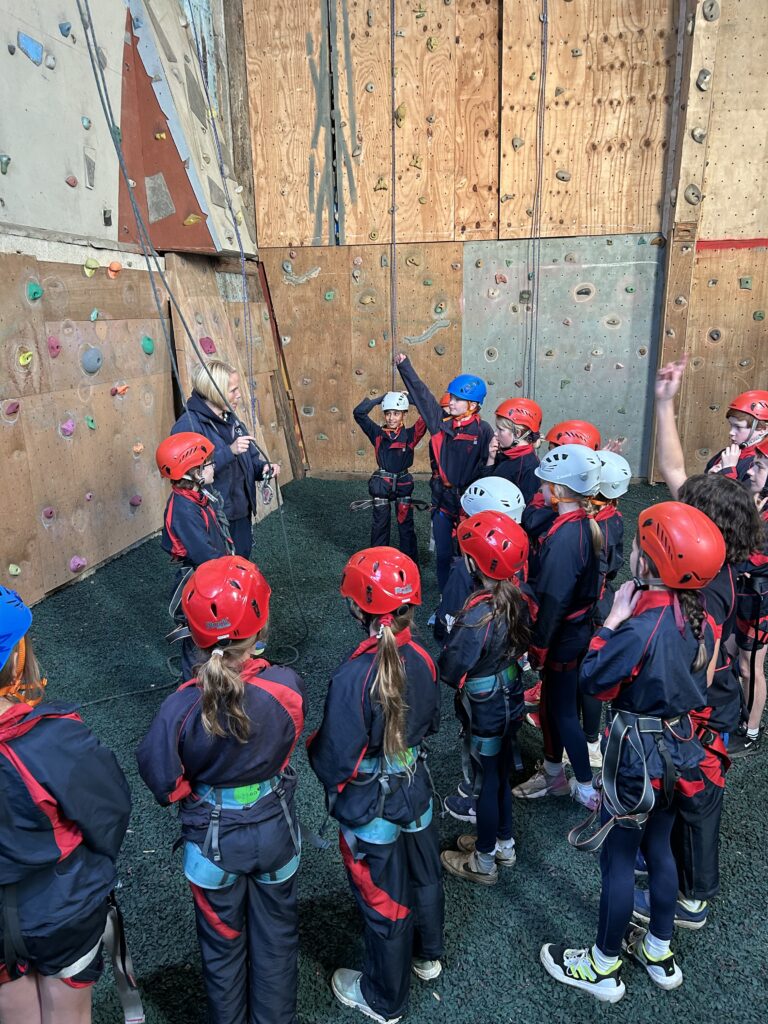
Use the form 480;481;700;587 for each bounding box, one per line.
349;801;433;845
464;664;517;695
357;745;419;775
192;777;280;809
609;710;683;732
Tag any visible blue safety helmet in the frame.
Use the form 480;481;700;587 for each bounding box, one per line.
446;374;487;405
0;587;32;671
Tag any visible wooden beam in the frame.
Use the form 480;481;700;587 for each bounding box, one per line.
221;0;259;246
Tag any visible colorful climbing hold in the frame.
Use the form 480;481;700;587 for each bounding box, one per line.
353;256;363;267
423;279;433;287
625;286;636;294
44;54;56;70
90;309;100;321
154;132;167;140
132;443;144;455
753;311;765;322
42;507;55;520
199;336;217;355
18;32;43;65
18;350;33;368
47;336;61;358
26;282;43;301
8;564;21;577
4;401;20;417
65;175;78;188
60;419;75;437
129;495;143;508
85;492;93;501
739;277;752;290
0;155;10;175
83;257;100;278
81;116;92;130
495;274;508;285
110;385;129;397
434;302;446;315
368;339;376;348
85;416;96;430
183;214;203;226
59;22;72;37
69;556;87;574
107;261;122;279
141;336;155;355
81;348;103;374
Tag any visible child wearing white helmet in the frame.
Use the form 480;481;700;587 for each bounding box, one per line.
594;451;631;623
353;390;426;564
512;445;604;810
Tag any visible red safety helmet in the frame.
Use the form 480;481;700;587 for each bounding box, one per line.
182;556;271;648
637;502;725;590
156;432;214;481
340;546;421;614
457;510;529;581
439;392;451;409
495;397;543;433
545;419;601;450
727;390;768;423
755;437;768;458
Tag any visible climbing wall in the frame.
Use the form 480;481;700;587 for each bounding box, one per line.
243;0;675;248
0;254;173;605
260;244;462;473
164;253;295;518
463;235;665;475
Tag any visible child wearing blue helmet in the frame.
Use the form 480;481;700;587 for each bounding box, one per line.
395;354;493;592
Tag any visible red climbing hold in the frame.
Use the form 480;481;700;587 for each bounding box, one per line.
129;495;143;508
199;336;217;355
42;507;55;520
65;175;78;188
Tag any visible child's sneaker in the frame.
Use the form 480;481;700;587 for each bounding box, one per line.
524;680;542;707
441;848;498;885
587;739;603;768
622;925;683;990
728;725;763;758
443;794;477;823
456;834;517;867
570;779;600;811
457;779;473;799
539;944;625;1003
632;889;708;930
512;765;570;799
331;969;402;1023
411;958;442;981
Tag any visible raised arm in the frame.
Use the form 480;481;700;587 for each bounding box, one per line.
654;358;688;499
395;354;443;435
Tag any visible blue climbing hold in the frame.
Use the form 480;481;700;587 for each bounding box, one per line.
81;347;103;375
59;22;72;37
17;32;44;65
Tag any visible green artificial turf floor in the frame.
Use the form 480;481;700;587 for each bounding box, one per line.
30;478;768;1023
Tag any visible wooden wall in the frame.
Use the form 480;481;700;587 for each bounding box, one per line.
243;0;675;248
0;255;173;606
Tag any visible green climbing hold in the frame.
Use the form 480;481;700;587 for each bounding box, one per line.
519;290;531;302
0;155;10;175
85;416;96;430
617;407;626;415
324;291;335;302
754;311;765;322
434;303;445;315
423;279;433;287
368;339;376;348
625;286;636;294
90;309;100;321
559;379;571;390
527;272;534;281
638;237;647;245
141;336;155;355
8;564;21;577
26;282;43;301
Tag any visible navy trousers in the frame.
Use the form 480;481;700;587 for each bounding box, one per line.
431;510;457;592
230;516;254;560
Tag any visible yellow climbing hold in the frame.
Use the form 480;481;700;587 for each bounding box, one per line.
83;257;100;278
18;350;33;367
183;214;203;226
8;564;21;577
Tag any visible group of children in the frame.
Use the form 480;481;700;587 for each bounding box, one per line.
1;354;766;1023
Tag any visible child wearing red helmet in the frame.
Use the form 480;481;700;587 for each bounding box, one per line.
137;556;306;1024
156;431;234;679
437;512;535;884
480;398;542;504
705;388;768;481
541;503;724;1003
308;548;443;1024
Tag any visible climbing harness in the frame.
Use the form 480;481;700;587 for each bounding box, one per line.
102;893;146;1023
457;664;524;792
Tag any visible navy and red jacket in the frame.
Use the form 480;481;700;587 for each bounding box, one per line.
353;396;427;475
397;357;493;517
521;492;556;583
161;487;230;568
173;390;269;522
0;702;131;938
137;659;306;863
593;502;625;624
705;442;763;482
528;510;602;667
697;564;741;735
580;591;711;800
308;629;439;830
479;444;540;504
735;509;768;636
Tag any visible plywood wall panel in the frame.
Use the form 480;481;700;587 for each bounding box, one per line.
500;0;676;239
1;411;45;606
454;0;500;241
39;263;165;323
244;0;332;247
0;256;50;399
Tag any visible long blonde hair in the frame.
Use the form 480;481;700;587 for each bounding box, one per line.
370;607;414;760
463;576;530;659
192;359;236;409
197;636;258;743
554;484;604;556
0;637;45;706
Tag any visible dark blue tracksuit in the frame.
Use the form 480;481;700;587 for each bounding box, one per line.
433;557;475;642
0;702;131;984
705;442;762;483
137;658;306;1024
353;396;427;563
397;357;493;591
162;486;232;680
580;592;710;956
478;443;541;504
439;591;533;855
308;629;443;1021
529;510;602;783
735;510;768;651
173;391;269;558
522;492;556;585
594;503;625;626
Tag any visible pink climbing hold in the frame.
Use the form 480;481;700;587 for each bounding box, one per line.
65;175;78;188
353;256;363;267
5;401;20;416
42;506;55;520
199;336;217;355
69;556;87;573
129;494;143;508
47;336;61;357
85;492;93;501
60;418;75;437
495;273;508;285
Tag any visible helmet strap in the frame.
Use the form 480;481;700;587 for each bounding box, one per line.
0;638;47;707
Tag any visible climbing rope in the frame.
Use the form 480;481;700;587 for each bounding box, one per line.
75;0;310;666
389;0;399;388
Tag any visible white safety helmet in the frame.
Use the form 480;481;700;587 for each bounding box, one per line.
535;443;602;496
381;391;409;412
597;450;632;498
460;478;525;523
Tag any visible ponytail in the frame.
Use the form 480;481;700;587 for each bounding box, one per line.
677;590;708;672
371;607;414;760
555;485;604;557
197;637;256;743
461;576;531;659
